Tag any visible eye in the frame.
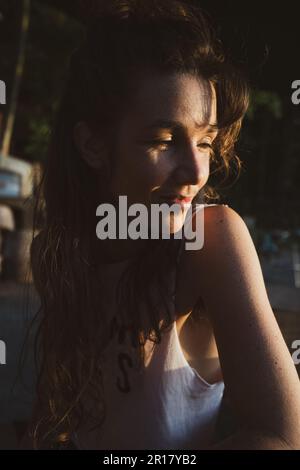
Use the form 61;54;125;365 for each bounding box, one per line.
144;139;214;153
146;140;173;151
198;142;213;150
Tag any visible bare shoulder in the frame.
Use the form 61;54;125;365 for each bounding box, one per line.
187;204;265;299
175;205;252;318
179;204;262;305
200;204;256;258
195;203;251;250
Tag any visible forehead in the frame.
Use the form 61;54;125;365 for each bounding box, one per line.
127;72;217;130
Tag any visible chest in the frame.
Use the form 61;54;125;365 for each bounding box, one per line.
99;260;222;385
174;254;222;384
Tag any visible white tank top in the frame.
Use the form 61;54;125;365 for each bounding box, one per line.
73;203;226;450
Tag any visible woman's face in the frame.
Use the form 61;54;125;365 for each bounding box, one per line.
109;72;218;235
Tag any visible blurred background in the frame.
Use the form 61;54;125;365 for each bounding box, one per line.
0;0;299;448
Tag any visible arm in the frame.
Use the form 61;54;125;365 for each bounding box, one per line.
188;205;300;450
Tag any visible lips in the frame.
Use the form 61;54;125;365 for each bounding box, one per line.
159;194;193;204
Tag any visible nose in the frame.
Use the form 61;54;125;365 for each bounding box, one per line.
173;142;209;187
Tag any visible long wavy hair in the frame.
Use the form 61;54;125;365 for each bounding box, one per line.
27;0;249;449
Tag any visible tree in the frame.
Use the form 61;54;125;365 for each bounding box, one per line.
1;0;31;156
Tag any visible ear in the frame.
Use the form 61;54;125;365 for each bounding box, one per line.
73;121;108;170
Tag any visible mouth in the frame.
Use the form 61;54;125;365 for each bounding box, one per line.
158;194;193;205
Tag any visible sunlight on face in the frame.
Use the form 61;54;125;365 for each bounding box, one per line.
110;72;218;236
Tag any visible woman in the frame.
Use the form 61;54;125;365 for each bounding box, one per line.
22;0;300;450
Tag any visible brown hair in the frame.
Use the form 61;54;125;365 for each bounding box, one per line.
28;0;249;448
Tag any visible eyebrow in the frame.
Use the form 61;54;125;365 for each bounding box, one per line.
143;119;219;133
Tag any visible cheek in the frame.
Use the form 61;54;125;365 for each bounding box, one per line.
138;156;172;187
130;159;171;202
113;149;172;197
